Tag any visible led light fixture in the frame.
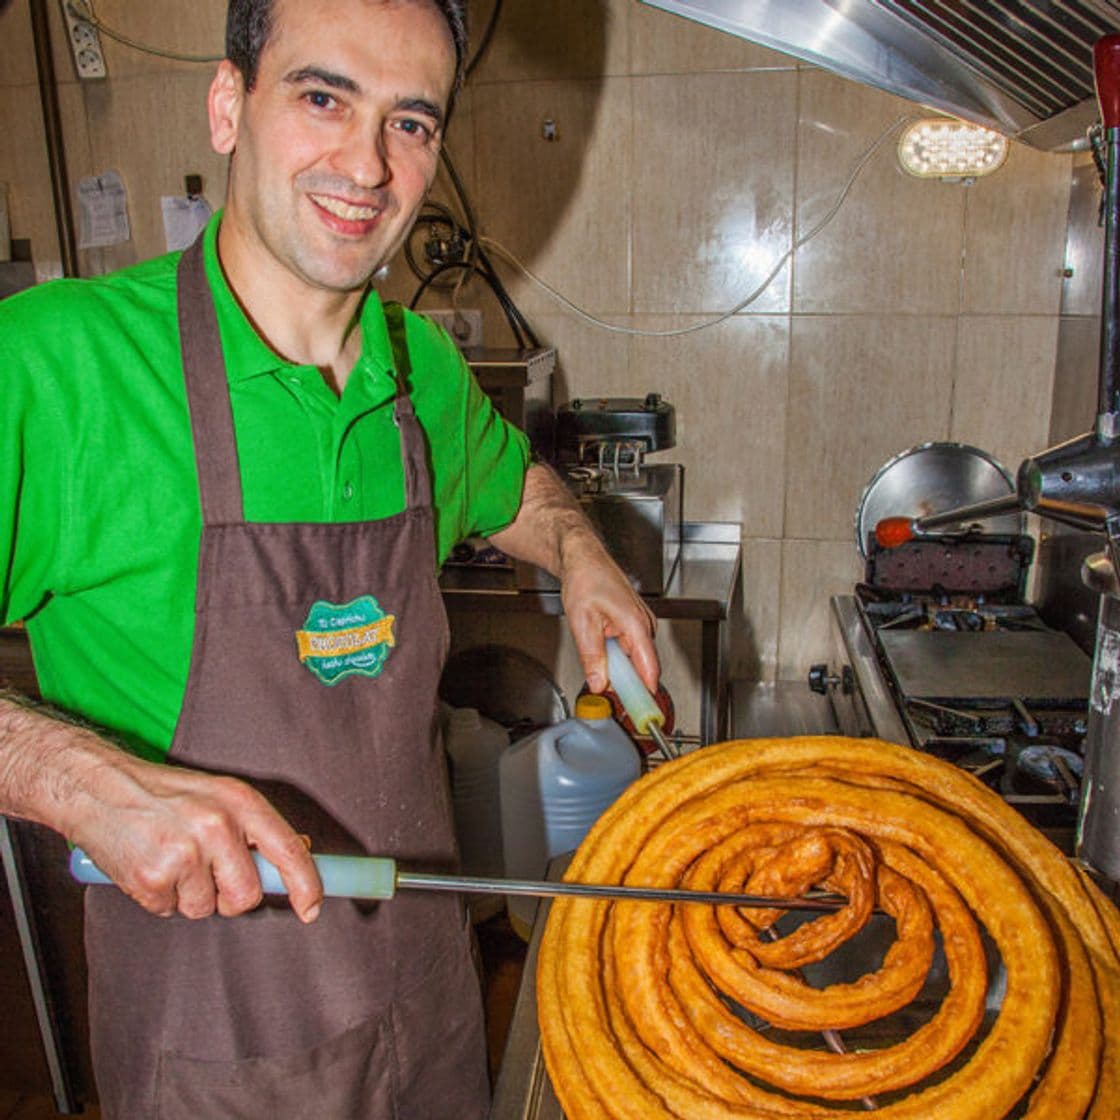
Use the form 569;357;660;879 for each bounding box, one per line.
897;118;1009;181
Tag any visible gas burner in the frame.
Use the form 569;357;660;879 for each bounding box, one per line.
1014;746;1083;803
860;595;1052;635
819;594;1093;846
904;697;1088;739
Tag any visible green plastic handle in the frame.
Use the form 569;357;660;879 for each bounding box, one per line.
252;852;398;899
69;848;399;900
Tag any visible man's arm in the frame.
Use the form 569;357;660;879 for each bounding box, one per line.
488;463;659;693
0;693;322;922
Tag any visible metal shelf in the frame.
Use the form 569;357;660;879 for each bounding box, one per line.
442;523;742;743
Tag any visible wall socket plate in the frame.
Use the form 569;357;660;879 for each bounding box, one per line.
59;1;106;80
423;308;484;349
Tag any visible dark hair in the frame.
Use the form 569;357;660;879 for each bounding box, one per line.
226;0;468;98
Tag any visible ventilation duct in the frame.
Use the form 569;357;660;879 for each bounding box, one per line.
640;0;1120;150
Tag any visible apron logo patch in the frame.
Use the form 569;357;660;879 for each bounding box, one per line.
296;596;396;686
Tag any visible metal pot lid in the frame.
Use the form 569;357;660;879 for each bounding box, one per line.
856;442;1020;557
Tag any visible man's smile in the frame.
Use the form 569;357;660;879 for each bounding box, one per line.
308;193;381;223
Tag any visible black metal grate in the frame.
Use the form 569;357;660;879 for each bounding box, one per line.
878;0;1120;118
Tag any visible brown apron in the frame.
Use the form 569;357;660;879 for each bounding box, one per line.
83;238;489;1119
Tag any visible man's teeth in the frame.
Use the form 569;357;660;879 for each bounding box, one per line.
311;195;378;221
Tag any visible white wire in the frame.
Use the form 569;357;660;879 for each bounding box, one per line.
67;0;223;64
480;114;918;339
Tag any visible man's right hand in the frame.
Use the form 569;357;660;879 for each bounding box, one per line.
0;695;323;922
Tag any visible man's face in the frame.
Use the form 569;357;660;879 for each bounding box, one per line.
210;0;456;293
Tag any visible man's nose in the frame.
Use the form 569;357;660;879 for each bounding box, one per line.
333;120;391;190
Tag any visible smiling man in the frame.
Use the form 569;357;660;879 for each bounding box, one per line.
0;1;657;1116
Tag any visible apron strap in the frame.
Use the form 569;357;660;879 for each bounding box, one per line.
176;239;432;522
383;302;434;511
177;235;245;525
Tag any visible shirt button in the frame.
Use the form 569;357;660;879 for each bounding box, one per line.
342;482;355;502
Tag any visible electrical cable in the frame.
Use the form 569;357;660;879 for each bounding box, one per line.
465;0;503;81
475;245;540;347
480;114;919;339
410;259;529;349
66;0;222;64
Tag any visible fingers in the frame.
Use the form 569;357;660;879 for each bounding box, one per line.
246;822;323;924
570;598;661;697
573;622;610;694
76;764;322;923
621;627;661;695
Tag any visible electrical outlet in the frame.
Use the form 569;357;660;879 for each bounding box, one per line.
59;1;106;80
424;308;484;349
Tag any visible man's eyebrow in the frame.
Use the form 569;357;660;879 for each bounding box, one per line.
283;66;360;93
281;68;444;128
398;97;444;128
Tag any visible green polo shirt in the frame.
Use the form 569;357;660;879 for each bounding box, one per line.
0;213;529;760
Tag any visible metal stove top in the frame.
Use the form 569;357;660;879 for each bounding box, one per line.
823;593;1091;845
877;628;1090;702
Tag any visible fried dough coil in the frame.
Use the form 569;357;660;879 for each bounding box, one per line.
537;737;1120;1119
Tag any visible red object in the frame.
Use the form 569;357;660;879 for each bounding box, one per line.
874;516;916;550
1095;36;1120;129
577;681;675;757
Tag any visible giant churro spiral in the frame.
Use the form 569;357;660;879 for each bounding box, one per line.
537;737;1120;1119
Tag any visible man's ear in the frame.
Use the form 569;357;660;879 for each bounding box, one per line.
208;60;245;155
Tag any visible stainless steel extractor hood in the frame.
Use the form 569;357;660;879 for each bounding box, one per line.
639;0;1120;150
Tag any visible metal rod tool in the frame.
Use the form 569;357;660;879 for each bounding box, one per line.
69;848;845;913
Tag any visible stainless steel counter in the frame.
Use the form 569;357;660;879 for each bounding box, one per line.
489;858;569;1120
443;522;742;744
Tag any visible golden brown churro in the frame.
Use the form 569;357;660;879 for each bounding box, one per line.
537;737;1120;1119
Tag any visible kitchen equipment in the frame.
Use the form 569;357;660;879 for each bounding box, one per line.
949;39;1120;881
874;493;1024;549
856;442;1033;600
856;442;1021;557
1079;554;1120;878
813;592;1092;842
638;1;1120;152
499;693;641;938
519;395;683;594
67;848;843;912
466;346;556;461
814;434;1093;847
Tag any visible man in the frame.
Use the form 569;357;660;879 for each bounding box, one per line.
0;0;658;1115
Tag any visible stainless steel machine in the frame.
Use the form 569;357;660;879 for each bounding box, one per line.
517;394;684;595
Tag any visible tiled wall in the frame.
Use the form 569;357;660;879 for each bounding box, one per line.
0;0;1076;736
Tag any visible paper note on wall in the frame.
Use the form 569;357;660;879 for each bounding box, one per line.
77;171;130;248
161;195;213;252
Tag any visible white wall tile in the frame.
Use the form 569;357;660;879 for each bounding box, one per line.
961;140;1071;315
777;538;862;680
950;315;1058;473
795;75;967;315
471;77;632;317
786;315;956;542
629;313;789;535
631;70;796;314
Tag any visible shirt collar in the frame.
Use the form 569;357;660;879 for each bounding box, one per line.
198;210;397;387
